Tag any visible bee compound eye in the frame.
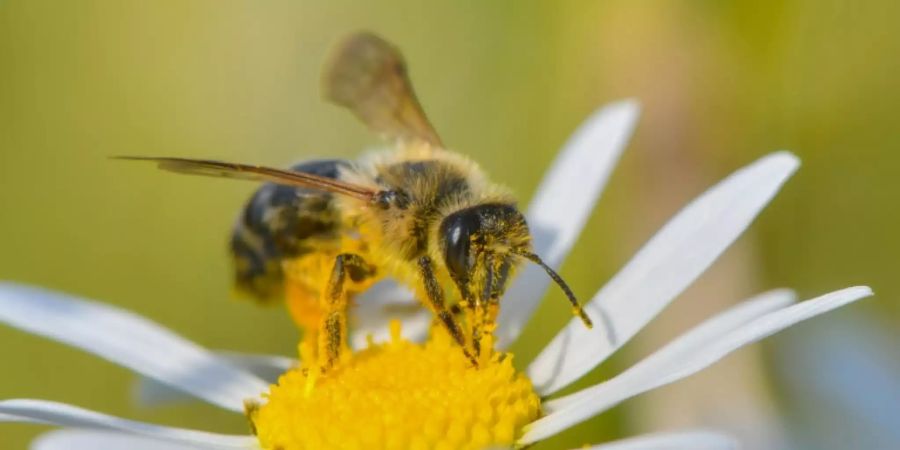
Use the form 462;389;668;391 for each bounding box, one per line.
440;209;480;282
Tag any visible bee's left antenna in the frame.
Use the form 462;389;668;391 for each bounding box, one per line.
514;250;593;329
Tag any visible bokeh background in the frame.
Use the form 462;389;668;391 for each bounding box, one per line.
1;1;898;449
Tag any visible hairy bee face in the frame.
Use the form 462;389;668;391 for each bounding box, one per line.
439;203;530;304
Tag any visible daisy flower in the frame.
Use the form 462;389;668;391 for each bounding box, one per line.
0;101;872;449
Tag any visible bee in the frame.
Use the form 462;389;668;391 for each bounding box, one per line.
119;32;592;370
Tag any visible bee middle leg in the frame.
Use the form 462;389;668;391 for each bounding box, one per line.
418;256;478;366
317;253;374;371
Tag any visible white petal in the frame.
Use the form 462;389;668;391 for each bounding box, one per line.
33;430;200;450
213;351;295;374
528;151;800;394
136;351;295;407
580;430;738;450
0;399;256;449
521;286;872;444
0;413;29;422
0;283;269;412
544;289;797;413
350;281;431;349
546;288;796;414
495;100;640;349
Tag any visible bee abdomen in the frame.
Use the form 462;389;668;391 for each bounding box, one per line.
230;159;349;302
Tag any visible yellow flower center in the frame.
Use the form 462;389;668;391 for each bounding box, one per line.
252;322;541;450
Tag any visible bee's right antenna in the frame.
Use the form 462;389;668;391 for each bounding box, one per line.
515;251;593;329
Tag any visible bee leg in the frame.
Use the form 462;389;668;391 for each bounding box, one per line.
318;253;374;371
243;399;261;436
418;256;478;366
464;293;483;358
470;254;495;359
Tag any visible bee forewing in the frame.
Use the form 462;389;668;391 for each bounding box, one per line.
114;156;376;201
323;32;443;147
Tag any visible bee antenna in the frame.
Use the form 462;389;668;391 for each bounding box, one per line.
515;251;593;329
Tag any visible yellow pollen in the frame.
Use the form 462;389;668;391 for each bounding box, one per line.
252;323;541;450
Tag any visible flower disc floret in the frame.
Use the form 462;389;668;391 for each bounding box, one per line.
253;324;541;450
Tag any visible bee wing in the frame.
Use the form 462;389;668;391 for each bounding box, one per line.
323;31;443;148
115;156;376;201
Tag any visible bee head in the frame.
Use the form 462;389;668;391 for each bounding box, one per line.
439;203;593;328
439;203;530;304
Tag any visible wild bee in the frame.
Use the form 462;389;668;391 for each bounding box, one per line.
120;32;592;370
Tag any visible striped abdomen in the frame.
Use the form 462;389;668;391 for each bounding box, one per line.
230;159;349;303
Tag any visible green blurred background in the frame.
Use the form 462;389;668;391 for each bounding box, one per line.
1;1;898;449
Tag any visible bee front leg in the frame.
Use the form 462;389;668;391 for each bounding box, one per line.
418;256;478;366
318;253;374;371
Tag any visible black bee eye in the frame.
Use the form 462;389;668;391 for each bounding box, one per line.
440;209;480;283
